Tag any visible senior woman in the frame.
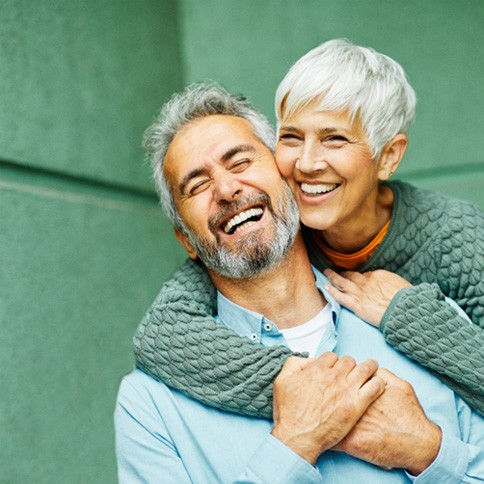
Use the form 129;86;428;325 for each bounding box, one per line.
134;39;484;417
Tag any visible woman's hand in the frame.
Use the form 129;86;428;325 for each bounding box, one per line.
323;269;412;327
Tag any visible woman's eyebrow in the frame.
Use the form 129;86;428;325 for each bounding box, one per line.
278;126;299;133
318;127;340;135
279;126;342;134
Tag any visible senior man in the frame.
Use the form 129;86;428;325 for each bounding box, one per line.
115;83;484;483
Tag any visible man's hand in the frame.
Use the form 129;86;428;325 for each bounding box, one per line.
271;353;386;465
333;368;442;475
323;269;412;327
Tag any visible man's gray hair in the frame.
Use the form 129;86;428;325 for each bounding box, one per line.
143;82;276;230
275;39;416;158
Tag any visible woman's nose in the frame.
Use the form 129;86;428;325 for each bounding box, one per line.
296;142;329;173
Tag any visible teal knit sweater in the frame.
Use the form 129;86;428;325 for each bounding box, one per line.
134;181;484;418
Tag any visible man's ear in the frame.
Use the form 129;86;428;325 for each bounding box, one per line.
377;133;408;181
174;228;198;260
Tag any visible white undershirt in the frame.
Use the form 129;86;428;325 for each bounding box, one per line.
280;304;333;357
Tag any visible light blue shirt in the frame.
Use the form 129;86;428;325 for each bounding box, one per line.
115;269;484;483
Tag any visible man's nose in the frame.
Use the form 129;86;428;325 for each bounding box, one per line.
296;141;329;173
213;171;243;203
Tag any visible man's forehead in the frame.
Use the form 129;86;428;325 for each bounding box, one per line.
179;115;257;149
164;115;263;177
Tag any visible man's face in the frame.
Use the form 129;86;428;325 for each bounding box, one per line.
164;115;300;279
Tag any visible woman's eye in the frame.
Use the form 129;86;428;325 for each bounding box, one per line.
324;135;348;146
279;133;300;141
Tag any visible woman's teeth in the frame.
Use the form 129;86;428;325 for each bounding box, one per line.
301;183;338;195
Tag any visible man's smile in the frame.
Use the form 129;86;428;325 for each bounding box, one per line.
222;207;264;234
209;193;272;238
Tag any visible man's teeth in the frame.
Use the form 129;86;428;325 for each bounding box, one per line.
223;208;263;234
233;221;257;234
301;183;338;195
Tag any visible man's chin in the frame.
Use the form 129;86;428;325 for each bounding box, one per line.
199;238;278;279
232;227;271;250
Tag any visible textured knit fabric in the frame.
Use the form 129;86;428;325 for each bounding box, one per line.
134;258;293;418
133;181;484;418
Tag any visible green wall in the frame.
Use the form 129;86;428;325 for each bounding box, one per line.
1;1;483;482
0;1;187;482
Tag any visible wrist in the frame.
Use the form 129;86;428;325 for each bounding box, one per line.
271;426;324;465
406;422;442;476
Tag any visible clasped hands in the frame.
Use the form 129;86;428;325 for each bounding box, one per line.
271;355;442;474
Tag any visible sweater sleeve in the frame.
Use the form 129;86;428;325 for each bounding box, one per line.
133;258;293;419
381;283;484;415
380;203;484;416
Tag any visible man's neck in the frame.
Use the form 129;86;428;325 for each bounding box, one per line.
209;235;326;330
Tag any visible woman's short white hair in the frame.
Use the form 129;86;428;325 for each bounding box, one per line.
275;39;416;158
143;82;275;230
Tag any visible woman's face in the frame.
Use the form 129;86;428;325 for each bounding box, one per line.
275;104;386;233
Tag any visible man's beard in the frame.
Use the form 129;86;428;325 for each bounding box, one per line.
182;182;300;279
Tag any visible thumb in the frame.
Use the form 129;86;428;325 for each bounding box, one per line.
279;356;314;376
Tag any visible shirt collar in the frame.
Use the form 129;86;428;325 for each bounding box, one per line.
216;266;341;338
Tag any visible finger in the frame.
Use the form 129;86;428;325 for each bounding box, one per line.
325;283;357;308
375;367;398;383
279;356;314;376
331;443;346;452
314;351;339;368
323;269;357;292
347;358;379;386
359;374;386;404
376;368;415;395
333;355;357;375
339;270;366;283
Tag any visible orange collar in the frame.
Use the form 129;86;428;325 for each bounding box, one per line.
317;219;391;270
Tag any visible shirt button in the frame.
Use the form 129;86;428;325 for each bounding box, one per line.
263;323;272;332
250;333;258;341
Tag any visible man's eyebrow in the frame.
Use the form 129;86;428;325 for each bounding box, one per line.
220;144;256;162
179;167;209;196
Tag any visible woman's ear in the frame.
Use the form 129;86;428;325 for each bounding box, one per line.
174;228;198;260
377;134;408;180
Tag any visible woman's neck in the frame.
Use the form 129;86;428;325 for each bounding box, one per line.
320;184;394;253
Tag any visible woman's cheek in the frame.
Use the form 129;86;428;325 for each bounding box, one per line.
275;148;295;179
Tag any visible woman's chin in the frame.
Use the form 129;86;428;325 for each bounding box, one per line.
300;213;334;232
